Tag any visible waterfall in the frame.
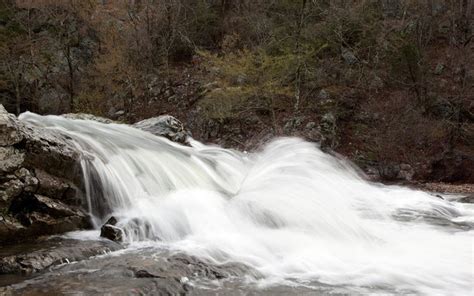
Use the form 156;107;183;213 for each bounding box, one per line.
19;112;474;295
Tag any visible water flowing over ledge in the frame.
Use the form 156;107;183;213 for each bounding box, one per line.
13;112;474;295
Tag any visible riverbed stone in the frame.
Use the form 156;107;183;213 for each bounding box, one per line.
0;237;123;274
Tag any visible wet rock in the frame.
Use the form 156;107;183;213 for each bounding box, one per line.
0;237;123;274
2;194;91;243
35;169;71;200
10;194;84;219
0;249;254;295
0;105;23;146
457;195;474;204
133;269;165;278
19;211;89;237
0;106;91;244
100;216;123;242
133;115;188;144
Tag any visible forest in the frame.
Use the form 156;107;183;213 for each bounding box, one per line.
1;0;473;183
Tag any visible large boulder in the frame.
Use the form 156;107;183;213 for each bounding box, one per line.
133;115;188;144
100;216;123;242
0;105;89;244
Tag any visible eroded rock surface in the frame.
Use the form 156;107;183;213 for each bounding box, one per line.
0;105;88;244
133;115;189;144
0;237;122;275
0;248;256;296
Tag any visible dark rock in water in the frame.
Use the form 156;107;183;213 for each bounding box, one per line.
0;237;123;275
133;269;165;278
133;115;188;144
100;216;123;242
457;195;474;204
100;225;123;242
103;215;118;226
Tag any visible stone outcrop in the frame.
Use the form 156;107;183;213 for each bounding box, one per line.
0;237;123;275
0;248;254;295
1;105;192;244
0;105;88;245
133;115;189;144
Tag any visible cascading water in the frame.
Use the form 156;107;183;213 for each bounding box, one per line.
19;112;474;295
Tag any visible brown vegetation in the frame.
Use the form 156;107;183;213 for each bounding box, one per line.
1;0;473;182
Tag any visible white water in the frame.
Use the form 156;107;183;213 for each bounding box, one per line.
20;112;474;295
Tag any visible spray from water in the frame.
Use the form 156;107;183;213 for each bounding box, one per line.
19;112;474;295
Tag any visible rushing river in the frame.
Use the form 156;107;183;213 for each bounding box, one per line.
15;112;474;295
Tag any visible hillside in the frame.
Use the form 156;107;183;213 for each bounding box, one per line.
1;0;473;182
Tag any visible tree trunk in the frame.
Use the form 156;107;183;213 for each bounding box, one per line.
66;45;74;112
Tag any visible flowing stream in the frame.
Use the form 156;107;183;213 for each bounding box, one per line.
18;112;474;295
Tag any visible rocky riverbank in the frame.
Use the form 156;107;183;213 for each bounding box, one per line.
1;105;88;245
0;105;189;245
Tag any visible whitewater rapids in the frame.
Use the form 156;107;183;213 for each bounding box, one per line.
20;112;474;295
